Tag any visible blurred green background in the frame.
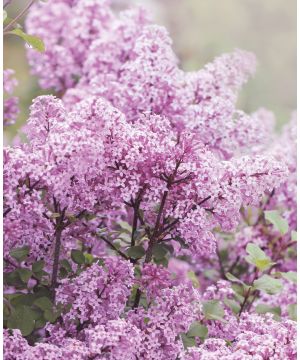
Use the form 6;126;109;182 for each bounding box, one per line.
4;0;296;143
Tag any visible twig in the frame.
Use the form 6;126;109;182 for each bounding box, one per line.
4;0;36;32
99;235;130;261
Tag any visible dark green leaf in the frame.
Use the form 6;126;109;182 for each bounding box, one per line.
152;244;168;260
7;306;36;336
10;246;29;262
71;250;85;265
34;297;53;311
4;271;23;287
32;260;45;273
17;269;32;283
11;294;35;307
35;318;47;329
60;259;72;272
127;246;145;259
44;309;59;323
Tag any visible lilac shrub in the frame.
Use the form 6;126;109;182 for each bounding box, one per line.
3;0;297;359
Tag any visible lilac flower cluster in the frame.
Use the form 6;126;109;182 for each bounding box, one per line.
3;0;297;359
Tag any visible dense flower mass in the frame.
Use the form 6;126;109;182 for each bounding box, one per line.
3;69;19;126
3;0;297;359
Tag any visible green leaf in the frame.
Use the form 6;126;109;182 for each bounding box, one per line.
255;303;281;317
35;318;47;329
11;294;35;308
17;269;32;283
287;303;297;321
143;317;150;324
152;244;168;260
34;297;53;311
127;245;145;259
281;271;297;284
9;29;45;52
71;250;85;265
223;298;241;314
226;273;251;294
44;309;59;323
253;274;283;295
118;221;132;233
203;300;225;321
187;271;200;288
84;253;94;265
154;257;168;267
226;272;244;284
7;306;36;336
4;271;24;287
10;246;30;262
60;259;72;272
33;270;49;281
3;10;7;22
291;230;297;242
245;243;274;271
187;322;208;339
264;210;289;235
181;334;196;349
32;260;45;273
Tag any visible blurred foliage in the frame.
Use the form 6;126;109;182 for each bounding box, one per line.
4;0;296;143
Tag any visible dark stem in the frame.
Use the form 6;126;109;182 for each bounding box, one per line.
132;288;142;309
3;207;12;217
144;190;169;263
238;287;252;317
131;203;139;247
99;235;130;261
216;247;226;279
238;270;258;317
50;224;63;299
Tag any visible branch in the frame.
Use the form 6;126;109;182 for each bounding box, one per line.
99;235;130;261
4;0;36;32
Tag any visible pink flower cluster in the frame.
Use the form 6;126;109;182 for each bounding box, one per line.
3;0;297;359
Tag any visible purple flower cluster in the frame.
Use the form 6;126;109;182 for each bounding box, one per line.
3;0;297;359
